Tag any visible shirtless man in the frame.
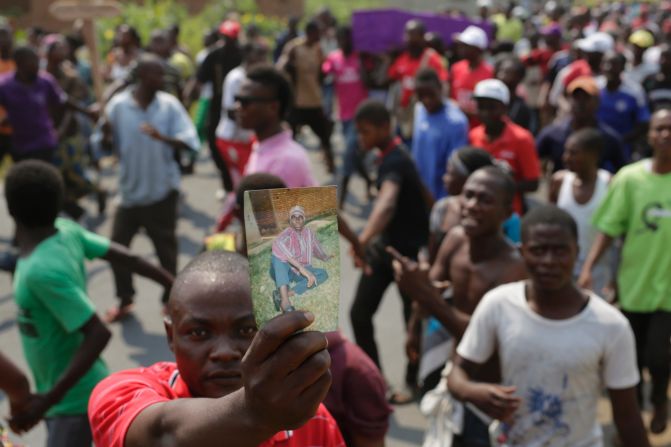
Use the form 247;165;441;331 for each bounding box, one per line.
390;166;527;446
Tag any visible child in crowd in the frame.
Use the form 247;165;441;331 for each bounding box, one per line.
5;160;173;446
549;128;612;295
349;99;431;402
412;67;469;201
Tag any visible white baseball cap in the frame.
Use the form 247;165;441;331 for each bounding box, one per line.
473;79;510;105
455;25;489;50
577;32;614;53
289;205;305;218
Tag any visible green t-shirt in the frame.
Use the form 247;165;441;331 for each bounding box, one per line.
493;14;524;43
13;218;111;417
592;160;671;312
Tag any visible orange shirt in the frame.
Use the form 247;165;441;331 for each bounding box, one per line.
0;58;15;136
469;118;541;214
388;48;448;108
450;59;494;128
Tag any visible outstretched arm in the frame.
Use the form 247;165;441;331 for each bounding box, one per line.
125;312;332;447
103;242;174;291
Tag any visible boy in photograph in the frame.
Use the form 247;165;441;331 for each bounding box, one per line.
270;205;332;313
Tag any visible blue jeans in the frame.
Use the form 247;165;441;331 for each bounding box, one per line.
270;255;328;295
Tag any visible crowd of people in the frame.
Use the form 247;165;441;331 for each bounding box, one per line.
1;1;671;446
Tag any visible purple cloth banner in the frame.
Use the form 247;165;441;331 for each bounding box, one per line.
352;9;493;53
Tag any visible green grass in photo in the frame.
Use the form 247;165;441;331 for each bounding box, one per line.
248;218;340;332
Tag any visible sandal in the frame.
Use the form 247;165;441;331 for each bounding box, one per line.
387;386;417;405
103;304;134;323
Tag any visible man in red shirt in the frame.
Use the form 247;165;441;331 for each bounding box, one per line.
469;79;540;214
387;19;447;140
88;251;344;447
449;25;493;128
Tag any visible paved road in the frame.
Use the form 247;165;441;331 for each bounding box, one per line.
1;131;670;446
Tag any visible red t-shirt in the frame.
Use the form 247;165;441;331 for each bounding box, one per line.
388;48;448;108
469;118;540;214
88;362;346;447
449;59;494;128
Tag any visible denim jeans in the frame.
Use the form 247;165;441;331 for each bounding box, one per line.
270;255;328;295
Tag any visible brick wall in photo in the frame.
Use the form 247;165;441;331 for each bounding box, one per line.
249;187;337;237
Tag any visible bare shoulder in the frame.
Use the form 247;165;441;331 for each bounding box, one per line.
499;242;528;280
550;169;568;187
548;169;568;203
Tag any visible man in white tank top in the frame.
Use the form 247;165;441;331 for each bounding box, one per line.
549;128;611;295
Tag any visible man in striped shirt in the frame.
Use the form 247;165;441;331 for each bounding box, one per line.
271;205;332;312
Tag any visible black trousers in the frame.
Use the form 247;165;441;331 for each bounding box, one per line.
350;242;418;386
623;310;671;406
289;107;333;156
206;102;234;191
111;191;178;305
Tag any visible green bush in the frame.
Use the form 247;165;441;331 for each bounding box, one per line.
95;0;389;57
97;0;286;57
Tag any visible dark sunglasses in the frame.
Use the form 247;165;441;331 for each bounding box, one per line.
234;95;277;106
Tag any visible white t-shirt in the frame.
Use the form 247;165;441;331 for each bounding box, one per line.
215;66;253;142
457;281;639;447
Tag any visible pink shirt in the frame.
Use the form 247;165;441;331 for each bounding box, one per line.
272;226;328;266
244;130;317;187
322;50;368;121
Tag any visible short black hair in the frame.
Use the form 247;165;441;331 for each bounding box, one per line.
246;65;293;119
521;205;578;242
603;50;626;67
305;20;320;34
415;67;441;87
119;24;142;47
566;127;604;158
495;55;526;80
6;160;64;228
13;45;37;63
405;19;426;34
470;165;516;207
236;173;287;210
240;42;268;63
336;24;352;40
136;53;164;72
169;250;249;308
355;99;390;126
453;146;495;172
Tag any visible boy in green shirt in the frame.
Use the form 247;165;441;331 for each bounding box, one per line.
5;160;174;446
580;107;671;435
